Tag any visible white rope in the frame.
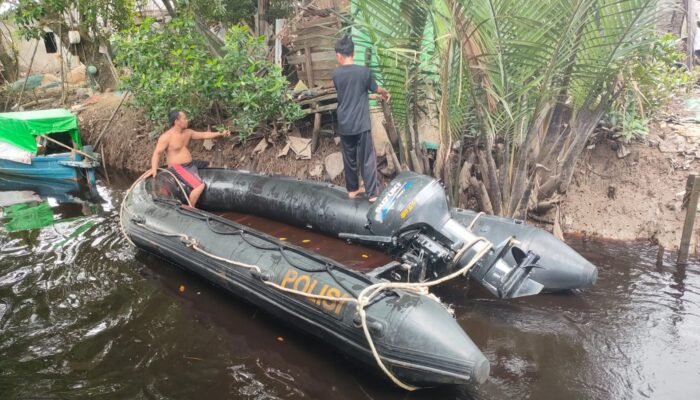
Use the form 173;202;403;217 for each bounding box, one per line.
467;211;485;231
119;170;493;391
119;168;192;247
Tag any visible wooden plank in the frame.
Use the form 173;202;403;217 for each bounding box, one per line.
310;69;335;80
296;16;340;30
290;37;336;50
678;174;700;264
310;59;338;70
293;24;339;36
304;45;315;87
303;103;337;114
297;93;337;106
287;50;336;65
293;33;337;43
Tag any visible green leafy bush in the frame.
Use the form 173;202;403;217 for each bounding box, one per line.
113;17;303;137
608;33;695;141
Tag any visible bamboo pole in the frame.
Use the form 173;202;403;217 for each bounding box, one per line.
38;134;99;161
678;174;700;265
94;91;129;147
100;144;110;185
16;40;40;109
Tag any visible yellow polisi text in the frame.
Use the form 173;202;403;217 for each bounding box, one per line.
280;269;350;316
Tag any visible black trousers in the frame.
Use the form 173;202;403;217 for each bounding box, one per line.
340;131;379;197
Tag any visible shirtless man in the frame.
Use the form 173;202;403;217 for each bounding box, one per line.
150;110;230;207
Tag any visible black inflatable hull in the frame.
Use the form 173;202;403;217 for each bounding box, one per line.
198;169;597;292
122;180;490;388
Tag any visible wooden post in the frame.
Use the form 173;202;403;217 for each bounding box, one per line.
274;19;286;66
311;111;321;153
304;45;315;87
687;0;696;68
657;245;665;268
100;145;110;185
678;174;700;264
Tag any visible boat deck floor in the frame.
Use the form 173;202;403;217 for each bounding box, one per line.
217;211;391;272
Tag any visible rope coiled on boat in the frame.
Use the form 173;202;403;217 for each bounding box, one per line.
119;171;493;391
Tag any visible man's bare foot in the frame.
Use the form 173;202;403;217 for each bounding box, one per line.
348;188;366;199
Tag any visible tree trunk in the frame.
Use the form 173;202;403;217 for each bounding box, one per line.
162;0;177;18
508;104;552;216
72;36;118;90
434;39;454;183
0;35;18;83
498;140;511;212
539;103;606;199
554;106;606;194
482;136;502;215
470;177;494;214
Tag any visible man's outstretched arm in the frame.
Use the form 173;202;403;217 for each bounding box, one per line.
190;129;231;140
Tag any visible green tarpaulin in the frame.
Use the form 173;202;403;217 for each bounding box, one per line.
0;108;82;153
2;202;54;232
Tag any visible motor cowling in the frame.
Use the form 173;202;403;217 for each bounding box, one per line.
366;172;543;298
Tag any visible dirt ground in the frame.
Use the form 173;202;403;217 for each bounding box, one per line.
76;92;700;250
77;94;352;186
562;142;691;249
562;93;700;250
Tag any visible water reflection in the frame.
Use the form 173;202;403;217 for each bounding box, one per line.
0;175;699;399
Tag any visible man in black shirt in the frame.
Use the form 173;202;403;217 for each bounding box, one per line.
332;35;390;202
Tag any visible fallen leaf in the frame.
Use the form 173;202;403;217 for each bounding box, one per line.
362;254;369;259
279;237;287;241
302;239;311;243
252;137;269;155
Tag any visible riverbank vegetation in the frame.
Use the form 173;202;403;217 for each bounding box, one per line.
113;16;303;137
352;0;694;218
0;0;695;222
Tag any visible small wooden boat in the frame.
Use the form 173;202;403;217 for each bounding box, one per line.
0;109;99;186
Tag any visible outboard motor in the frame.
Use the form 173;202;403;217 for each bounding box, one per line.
341;172;543;299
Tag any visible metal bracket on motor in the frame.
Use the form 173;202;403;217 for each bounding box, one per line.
468;238;543;298
339;232;396;245
498;251;541;298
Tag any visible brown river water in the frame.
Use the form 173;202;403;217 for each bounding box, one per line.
1;177;699;400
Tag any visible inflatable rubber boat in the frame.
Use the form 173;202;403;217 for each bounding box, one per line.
197;170;597;294
121;169;597;389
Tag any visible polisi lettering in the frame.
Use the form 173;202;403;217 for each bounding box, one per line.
280;269;349;316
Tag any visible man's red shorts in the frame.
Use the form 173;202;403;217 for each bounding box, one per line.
169;160;209;190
